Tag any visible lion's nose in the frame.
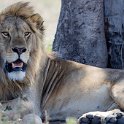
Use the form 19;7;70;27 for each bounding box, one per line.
12;47;27;54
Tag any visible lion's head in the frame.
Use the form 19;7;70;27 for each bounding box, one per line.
0;2;45;100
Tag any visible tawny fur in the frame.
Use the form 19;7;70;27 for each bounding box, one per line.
1;2;124;124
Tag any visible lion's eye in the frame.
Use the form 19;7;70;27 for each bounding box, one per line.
24;32;31;37
1;32;10;38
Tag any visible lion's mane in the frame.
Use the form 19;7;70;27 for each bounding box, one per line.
0;2;46;100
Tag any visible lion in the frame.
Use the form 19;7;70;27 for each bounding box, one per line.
0;2;124;124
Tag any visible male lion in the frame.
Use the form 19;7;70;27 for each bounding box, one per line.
0;2;124;124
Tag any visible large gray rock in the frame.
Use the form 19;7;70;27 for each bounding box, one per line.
104;0;124;69
53;0;108;68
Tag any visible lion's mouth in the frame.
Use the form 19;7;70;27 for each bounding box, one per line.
5;59;27;72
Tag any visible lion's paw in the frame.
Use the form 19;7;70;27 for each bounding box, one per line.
79;114;101;124
105;112;124;124
79;109;124;124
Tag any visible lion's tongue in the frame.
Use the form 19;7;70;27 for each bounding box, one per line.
12;62;23;68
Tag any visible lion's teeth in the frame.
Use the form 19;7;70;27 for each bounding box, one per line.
12;62;23;68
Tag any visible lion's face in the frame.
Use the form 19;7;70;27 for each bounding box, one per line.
0;16;36;81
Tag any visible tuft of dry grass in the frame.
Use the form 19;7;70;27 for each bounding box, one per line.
0;103;21;124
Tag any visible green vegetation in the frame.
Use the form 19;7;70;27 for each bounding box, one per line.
66;117;78;124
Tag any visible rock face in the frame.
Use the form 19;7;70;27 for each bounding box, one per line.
53;0;108;68
104;0;124;69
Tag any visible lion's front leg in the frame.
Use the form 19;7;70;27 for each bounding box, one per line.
0;95;42;124
79;109;124;124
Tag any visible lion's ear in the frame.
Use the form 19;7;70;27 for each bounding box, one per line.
28;13;44;32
